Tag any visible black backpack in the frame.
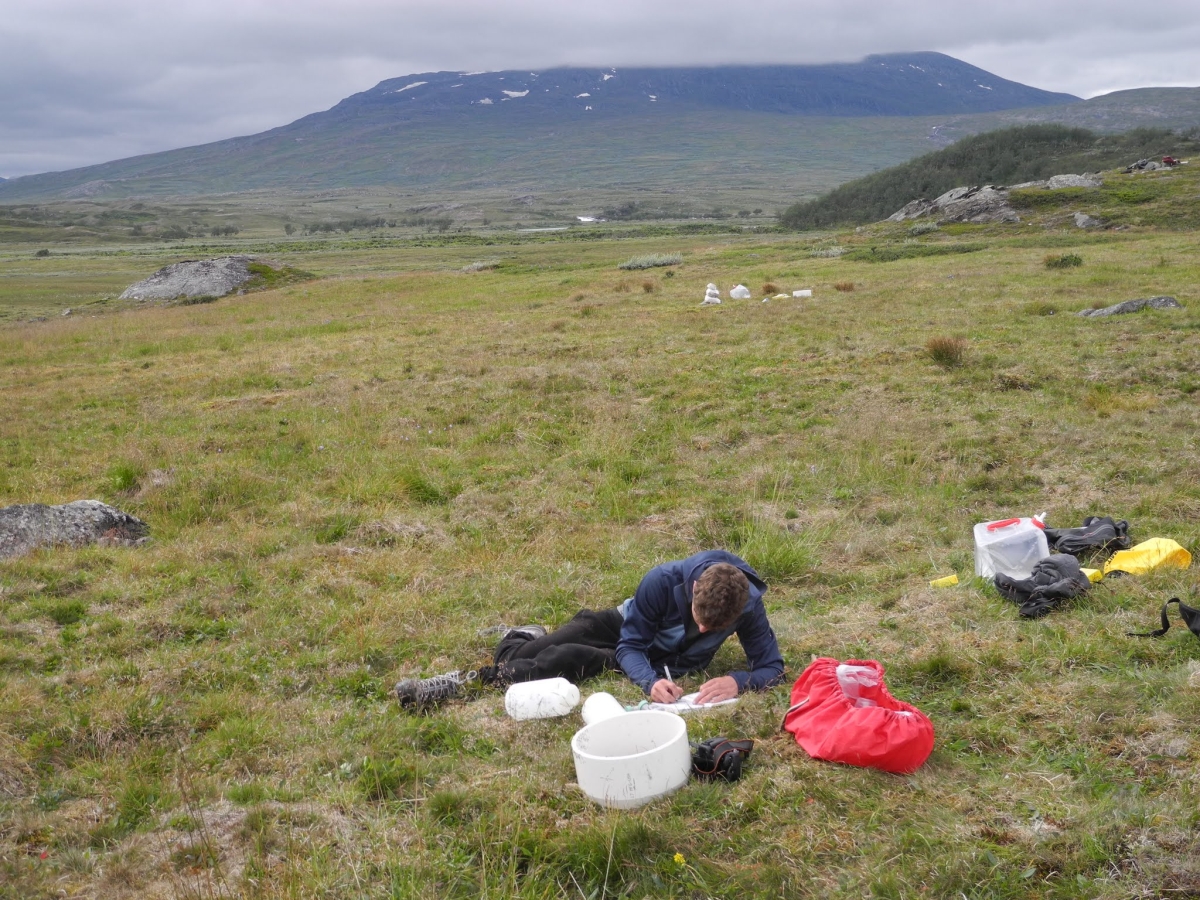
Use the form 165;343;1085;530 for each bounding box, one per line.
1042;516;1130;556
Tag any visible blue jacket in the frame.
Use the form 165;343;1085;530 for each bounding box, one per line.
615;550;785;695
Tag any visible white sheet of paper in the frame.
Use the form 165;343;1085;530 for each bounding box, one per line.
648;691;738;714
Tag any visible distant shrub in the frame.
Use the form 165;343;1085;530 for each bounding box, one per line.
1023;300;1058;316
833;281;855;292
462;260;500;273
641;280;656;294
618;253;682;270
209;225;240;237
1045;253;1083;269
846;243;985;263
159;226;189;240
34;248;49;257
926;336;967;368
908;222;940;236
762;282;778;294
809;247;845;258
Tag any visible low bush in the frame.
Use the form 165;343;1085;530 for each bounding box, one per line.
618;253;682;270
462;260;499;273
1023;300;1058;316
833;281;855;292
1045;253;1083;269
845;243;985;263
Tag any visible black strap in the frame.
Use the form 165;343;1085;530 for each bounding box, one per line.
1127;598;1181;638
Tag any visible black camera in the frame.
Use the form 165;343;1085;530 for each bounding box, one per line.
691;737;754;783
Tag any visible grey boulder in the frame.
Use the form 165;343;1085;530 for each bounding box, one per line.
1073;212;1101;228
887;185;1019;224
1047;173;1102;189
1078;296;1182;318
0;500;149;559
119;256;256;301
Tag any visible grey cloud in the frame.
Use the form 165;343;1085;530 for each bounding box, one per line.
2;0;1199;178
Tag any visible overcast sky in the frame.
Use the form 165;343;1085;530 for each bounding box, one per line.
2;0;1199;179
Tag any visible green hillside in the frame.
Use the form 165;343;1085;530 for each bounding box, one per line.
780;125;1200;228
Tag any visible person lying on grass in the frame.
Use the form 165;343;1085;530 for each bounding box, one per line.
395;550;785;708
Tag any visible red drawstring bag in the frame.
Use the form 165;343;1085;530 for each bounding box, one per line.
782;658;934;774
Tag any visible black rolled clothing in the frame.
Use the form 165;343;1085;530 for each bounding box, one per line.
493;607;624;684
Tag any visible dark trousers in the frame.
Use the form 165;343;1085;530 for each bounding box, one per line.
494;608;624;684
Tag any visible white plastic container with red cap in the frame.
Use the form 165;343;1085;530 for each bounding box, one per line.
973;513;1050;579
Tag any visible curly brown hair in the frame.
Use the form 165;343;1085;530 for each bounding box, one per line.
692;563;750;630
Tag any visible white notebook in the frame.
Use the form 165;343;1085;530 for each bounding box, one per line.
648;692;739;714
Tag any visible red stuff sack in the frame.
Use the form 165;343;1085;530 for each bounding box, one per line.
782;658;934;774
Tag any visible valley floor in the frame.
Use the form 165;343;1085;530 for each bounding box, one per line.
1;212;1198;898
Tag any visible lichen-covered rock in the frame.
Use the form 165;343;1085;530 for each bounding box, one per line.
0;500;149;559
119;256;256;301
1078;296;1182;318
1047;173;1102;189
887;185;1018;224
1074;212;1101;228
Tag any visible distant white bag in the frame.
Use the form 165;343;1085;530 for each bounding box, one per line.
730;284;752;299
793;289;813;298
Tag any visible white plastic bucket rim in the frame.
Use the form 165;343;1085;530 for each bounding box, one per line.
571;710;691;808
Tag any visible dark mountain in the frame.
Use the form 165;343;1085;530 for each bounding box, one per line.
326;52;1077;120
0;53;1079;201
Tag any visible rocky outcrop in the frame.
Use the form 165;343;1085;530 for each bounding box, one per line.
1046;173;1102;189
0;500;149;559
888;185;1019;224
119;256;257;301
1078;296;1182;318
887;172;1106;225
1073;212;1101;229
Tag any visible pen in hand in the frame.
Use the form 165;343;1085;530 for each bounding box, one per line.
663;665;682;700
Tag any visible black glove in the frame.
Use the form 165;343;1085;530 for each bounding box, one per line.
995;555;1091;618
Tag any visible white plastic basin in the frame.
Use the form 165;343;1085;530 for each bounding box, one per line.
571;710;691;809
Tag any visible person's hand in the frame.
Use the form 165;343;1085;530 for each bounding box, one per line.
695;676;739;704
650;678;684;703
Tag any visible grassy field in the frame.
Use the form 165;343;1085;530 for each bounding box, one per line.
1;169;1199;899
